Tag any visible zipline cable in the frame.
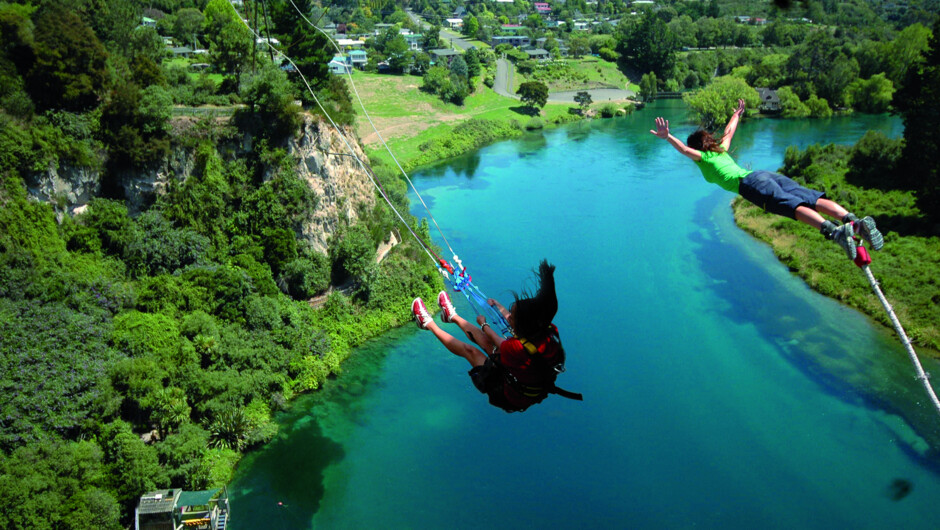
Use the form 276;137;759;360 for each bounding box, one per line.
227;0;441;269
286;0;464;268
229;0;512;336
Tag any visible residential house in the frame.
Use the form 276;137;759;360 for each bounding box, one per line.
452;6;467;17
348;49;368;69
526;48;551;61
169;46;193;58
430;48;461;66
328;55;352;74
336;38;364;50
141;16;157;28
136;488;230;530
445;18;464;29
756;87;781;113
491;35;531;47
404;34;424;50
735;15;751;23
501;24;524;33
534;2;552;14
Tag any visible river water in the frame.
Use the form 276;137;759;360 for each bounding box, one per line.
229;101;940;528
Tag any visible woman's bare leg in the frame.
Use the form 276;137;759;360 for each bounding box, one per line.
425;320;487;368
447;314;496;353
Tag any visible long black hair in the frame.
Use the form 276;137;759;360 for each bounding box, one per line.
512;260;558;341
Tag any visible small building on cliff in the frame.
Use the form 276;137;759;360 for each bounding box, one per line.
136;488;230;530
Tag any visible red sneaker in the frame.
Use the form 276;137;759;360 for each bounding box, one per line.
437;291;458;323
412;298;433;330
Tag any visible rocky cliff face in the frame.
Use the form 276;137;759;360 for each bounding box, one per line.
288;116;375;254
26;114;376;254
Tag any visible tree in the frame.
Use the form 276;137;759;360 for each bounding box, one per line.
617;12;677;78
682;76;759;128
777;86;810;118
385;34;411;73
518;81;549;113
894;18;940;218
464;47;481;78
450;55;468;79
26;4;108;112
639;72;658;102
463;15;479;37
237;62;303;140
574;91;593;114
172;7;205;46
786;30;858;106
847;74;894;113
568;34;591;59
208;19;252;84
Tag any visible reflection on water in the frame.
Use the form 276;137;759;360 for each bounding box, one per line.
690;190;940;455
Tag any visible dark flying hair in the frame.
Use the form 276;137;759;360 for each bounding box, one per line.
512;260;558;341
687;129;724;153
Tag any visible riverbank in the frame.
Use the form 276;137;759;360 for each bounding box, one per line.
733;198;940;356
347;71;634;170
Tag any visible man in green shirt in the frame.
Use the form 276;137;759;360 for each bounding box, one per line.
651;99;883;261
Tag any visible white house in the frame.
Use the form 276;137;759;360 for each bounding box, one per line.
328;55;352;75
445;18;464;29
336;38;363;50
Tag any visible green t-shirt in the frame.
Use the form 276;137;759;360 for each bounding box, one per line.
694;151;752;194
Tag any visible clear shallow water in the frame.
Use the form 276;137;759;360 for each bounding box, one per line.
230;103;940;528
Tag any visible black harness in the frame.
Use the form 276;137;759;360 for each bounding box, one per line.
496;327;583;403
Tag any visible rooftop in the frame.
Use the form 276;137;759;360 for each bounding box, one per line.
137;490;181;515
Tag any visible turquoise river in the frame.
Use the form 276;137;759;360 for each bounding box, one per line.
229;101;940;528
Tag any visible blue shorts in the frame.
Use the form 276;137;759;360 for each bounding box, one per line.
739;170;825;219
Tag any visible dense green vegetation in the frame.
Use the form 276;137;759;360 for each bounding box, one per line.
1;0;939;526
733;19;940;352
733;132;939;351
0;0;443;527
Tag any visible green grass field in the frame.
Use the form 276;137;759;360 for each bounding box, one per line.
346;71;581;168
516;57;633;91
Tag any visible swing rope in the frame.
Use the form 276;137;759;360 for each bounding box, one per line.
853;246;940;418
287;0;463;268
229;1;510;334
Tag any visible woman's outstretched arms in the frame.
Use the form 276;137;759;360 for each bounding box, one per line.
650;117;702;161
720;99;746;151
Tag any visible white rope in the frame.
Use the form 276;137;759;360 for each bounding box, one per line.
226;0;440;267
861;264;940;417
286;0;462;264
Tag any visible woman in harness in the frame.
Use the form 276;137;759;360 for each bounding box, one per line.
651;99;884;260
411;260;581;412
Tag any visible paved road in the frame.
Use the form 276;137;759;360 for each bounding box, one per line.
495;59;635;102
494;58;518;99
406;11;476;51
439;28;475;51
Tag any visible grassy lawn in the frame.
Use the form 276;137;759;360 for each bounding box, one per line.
516;57;632;91
163;56;224;85
346;71;579;167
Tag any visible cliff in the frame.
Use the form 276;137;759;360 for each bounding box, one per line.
24;113;376;254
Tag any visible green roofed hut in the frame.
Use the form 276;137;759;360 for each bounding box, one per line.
135;487;230;530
